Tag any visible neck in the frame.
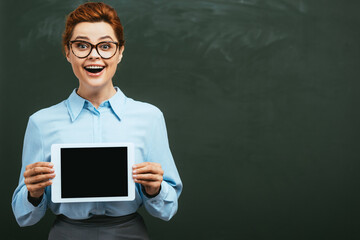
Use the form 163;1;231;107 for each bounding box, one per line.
77;83;116;109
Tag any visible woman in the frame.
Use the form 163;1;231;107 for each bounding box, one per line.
12;2;182;239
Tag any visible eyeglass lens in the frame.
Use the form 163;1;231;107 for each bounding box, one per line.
71;41;118;59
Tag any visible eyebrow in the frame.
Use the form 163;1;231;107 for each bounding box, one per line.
74;35;114;41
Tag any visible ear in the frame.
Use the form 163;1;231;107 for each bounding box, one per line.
65;45;71;63
117;45;125;64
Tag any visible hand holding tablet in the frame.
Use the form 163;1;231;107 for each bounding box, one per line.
133;162;163;196
51;143;135;203
23;162;55;199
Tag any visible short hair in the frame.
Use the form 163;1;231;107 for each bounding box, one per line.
62;2;125;52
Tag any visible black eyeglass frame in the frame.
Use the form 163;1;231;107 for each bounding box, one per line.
68;40;121;59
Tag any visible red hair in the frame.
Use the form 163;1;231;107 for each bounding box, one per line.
62;2;124;52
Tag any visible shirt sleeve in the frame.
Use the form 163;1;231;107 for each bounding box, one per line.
12;116;49;227
141;110;183;221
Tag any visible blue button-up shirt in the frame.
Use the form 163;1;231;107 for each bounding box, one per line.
12;87;182;227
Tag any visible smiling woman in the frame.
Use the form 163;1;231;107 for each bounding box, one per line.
65;21;124;106
11;2;182;240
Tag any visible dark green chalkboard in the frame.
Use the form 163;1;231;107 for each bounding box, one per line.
1;0;360;239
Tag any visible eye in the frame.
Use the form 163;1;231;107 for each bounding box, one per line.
99;43;113;51
74;42;90;50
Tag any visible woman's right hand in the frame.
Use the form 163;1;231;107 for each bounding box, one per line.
23;162;55;199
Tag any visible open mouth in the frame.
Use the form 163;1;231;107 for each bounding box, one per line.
84;65;105;74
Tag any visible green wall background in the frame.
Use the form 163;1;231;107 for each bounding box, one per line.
1;0;360;239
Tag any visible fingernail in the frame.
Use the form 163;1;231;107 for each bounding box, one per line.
49;163;54;167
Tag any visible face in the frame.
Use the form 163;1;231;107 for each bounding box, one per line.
65;21;124;92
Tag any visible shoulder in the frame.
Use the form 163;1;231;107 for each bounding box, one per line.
29;100;68;125
125;97;164;120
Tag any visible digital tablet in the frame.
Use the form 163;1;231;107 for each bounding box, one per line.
51;142;135;203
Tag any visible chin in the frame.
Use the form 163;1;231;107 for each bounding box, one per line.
83;79;111;89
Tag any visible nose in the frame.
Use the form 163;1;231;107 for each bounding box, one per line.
88;47;101;59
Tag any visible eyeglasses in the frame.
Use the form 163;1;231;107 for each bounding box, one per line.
68;40;120;59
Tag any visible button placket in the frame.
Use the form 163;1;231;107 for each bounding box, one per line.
94;107;104;214
92;108;102;143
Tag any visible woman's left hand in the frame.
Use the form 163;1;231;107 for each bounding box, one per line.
133;162;163;196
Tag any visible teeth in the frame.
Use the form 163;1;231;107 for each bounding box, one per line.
85;66;104;69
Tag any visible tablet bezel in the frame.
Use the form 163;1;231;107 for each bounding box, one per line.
51;142;135;203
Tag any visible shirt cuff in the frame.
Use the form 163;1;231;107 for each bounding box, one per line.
28;192;43;207
141;181;168;202
141;185;162;198
23;189;46;210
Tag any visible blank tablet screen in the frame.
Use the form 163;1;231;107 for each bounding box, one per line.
60;147;128;198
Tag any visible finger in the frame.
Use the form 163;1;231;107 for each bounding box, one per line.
133;173;162;182
133;165;163;175
133;162;160;170
26;162;53;170
27;180;53;193
133;179;161;188
25;173;56;185
24;166;55;178
132;162;148;169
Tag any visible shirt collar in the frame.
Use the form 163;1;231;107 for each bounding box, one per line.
108;86;126;121
66;86;126;122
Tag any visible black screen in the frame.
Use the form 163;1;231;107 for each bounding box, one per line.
60;147;128;198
